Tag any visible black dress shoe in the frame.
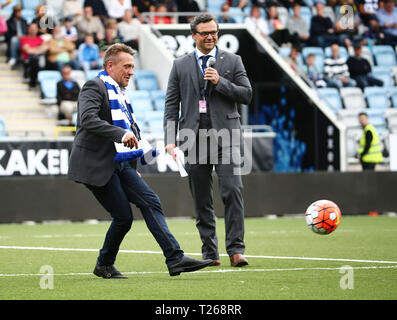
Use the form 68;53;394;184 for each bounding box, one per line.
168;256;213;276
93;263;128;279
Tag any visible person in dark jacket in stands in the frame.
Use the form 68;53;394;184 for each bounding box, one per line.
5;5;28;67
309;1;339;47
346;43;383;89
57;64;80;124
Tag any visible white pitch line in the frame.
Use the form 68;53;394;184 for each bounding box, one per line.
0;266;397;278
1;245;397;264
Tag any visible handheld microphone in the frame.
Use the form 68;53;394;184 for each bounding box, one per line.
203;57;216;95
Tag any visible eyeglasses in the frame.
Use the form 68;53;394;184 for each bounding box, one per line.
195;31;218;37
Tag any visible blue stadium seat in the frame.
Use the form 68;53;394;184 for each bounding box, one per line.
371;69;394;87
40;79;58;99
279;47;304;67
228;7;244;24
134;70;157;79
289;6;312;30
150;90;166;100
372;45;397;67
85;69;102;80
1;0;22;18
38;70;62;83
130;98;153;114
0;116;7;136
364;87;390;109
145;111;164;132
22;0;43;11
302;47;325;73
207;0;222;12
153;98;165;111
317;87;343;111
135;77;159;91
389;87;397;108
127;90;150;100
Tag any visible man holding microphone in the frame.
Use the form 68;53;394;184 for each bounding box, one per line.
164;13;252;267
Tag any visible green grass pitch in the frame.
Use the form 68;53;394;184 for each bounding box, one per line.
0;216;396;300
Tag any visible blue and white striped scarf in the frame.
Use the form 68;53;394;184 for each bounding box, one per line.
98;70;157;164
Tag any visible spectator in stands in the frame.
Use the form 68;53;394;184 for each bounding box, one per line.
377;0;397;45
153;3;173;24
310;1;340;47
62;0;83;23
228;0;249;8
106;0;133;21
98;22;122;58
324;43;356;88
78;33;101;72
118;9;140;50
77;6;105;43
32;4;54;37
46;25;78;71
244;5;269;38
84;0;109;21
346;43;383;89
175;0;200;23
357;112;383;170
61;16;78;44
358;0;380;35
284;45;303;74
286;3;310;46
266;4;292;46
218;3;237;24
133;0;156;24
20;23;48;89
57;64;80;125
303;53;326;87
5;5;28;68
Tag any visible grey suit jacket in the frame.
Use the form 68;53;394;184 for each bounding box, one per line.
164;48;252;148
68;77;126;187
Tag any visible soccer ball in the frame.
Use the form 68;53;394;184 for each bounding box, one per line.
305;200;342;235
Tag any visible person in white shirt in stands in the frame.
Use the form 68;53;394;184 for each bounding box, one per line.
324;43;356;89
106;0;132;21
117;8;140;50
244;5;269;38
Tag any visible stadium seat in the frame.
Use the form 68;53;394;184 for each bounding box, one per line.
364;87;390;109
317;87;343;112
302;47;325;72
228;7;244;24
135;77;159;91
1;0;22;18
130;98;153;114
207;0;222;12
371;68;394;87
134;69;157;79
340;87;366;109
0;116;7;136
22;0;43;11
337;108;364;128
388;87;397;107
276;6;289;27
361;46;375;68
40;79;58;100
70;70;86;89
279;47;304;67
38;70;62;83
145;110;164;133
128;90;150;100
85;69;102;80
372;45;397;67
150;90;166;100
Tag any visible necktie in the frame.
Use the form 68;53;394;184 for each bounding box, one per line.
201;55;210;72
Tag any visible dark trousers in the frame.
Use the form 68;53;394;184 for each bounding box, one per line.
361;162;376;171
353;75;383;90
24;55;40;88
85;162;184;267
185;136;245;260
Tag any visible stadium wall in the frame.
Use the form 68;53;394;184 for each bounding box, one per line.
0;171;396;223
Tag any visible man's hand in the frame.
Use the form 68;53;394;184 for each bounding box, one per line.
123;132;139;149
204;67;220;85
165;143;177;159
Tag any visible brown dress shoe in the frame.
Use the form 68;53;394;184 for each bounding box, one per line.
230;254;249;267
208;259;221;266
